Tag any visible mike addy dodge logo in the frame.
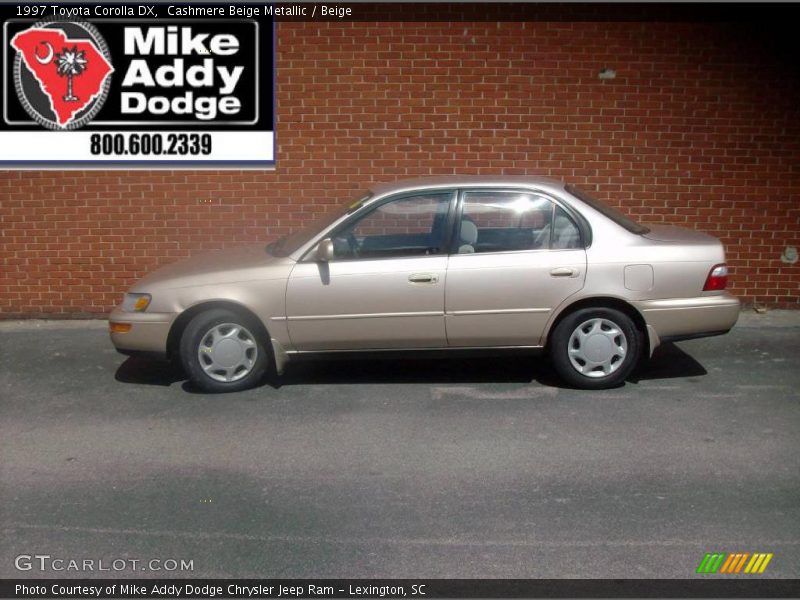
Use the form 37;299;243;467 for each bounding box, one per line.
696;552;774;574
6;17;259;130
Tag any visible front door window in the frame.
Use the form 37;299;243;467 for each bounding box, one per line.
331;192;451;260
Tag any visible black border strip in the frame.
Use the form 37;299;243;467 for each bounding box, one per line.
263;2;798;21
2;579;800;598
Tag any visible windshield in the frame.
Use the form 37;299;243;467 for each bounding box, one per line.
565;184;650;235
266;193;373;257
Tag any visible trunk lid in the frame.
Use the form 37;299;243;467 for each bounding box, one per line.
642;225;719;246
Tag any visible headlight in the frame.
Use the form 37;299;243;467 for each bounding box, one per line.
122;293;151;312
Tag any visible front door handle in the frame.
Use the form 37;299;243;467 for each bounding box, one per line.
550;267;577;278
408;273;439;284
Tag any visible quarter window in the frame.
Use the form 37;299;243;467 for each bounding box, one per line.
551;205;582;249
457;191;582;253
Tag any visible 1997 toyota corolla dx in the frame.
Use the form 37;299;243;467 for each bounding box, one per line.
109;176;740;392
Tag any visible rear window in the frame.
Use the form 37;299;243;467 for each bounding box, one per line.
566;185;650;235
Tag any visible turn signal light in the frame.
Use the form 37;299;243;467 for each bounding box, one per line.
703;264;729;291
109;322;132;333
122;292;151;312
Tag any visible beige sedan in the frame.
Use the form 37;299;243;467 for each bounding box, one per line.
109;176;740;392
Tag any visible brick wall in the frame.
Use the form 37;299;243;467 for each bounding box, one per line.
1;20;798;317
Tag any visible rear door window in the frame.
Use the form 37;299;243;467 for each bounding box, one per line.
456;191;581;254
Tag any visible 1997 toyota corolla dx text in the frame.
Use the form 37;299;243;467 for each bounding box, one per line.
109;176;740;392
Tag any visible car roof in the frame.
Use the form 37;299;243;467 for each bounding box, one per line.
368;175;568;198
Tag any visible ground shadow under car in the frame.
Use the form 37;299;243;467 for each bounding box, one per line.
114;342;706;392
630;341;708;383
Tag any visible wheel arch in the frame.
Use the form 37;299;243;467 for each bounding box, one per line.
544;296;650;355
166;300;273;364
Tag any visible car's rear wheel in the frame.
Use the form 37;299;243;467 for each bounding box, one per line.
549;307;641;389
180;308;269;393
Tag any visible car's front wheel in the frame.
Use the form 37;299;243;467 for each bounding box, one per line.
549;307;641;389
180;308;269;393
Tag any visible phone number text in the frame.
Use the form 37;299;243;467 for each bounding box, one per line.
89;133;212;156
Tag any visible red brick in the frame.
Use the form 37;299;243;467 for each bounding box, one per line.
0;21;799;315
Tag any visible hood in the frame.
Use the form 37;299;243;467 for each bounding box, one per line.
642;225;720;245
131;244;291;291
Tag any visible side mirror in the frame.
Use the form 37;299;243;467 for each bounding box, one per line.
316;238;335;262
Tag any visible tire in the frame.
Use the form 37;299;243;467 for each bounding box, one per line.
549;307;641;390
179;308;270;393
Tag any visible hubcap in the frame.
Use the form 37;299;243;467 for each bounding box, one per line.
567;318;628;378
197;323;258;383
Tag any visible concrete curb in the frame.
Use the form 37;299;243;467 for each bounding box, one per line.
0;319;109;331
1;309;798;332
735;309;800;328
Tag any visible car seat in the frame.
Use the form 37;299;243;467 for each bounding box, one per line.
458;219;478;253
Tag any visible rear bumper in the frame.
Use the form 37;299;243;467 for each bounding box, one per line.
108;307;175;356
633;292;741;351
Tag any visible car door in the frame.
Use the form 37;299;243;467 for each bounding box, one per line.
445;189;587;347
285;190;456;351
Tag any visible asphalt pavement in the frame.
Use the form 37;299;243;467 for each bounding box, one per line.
1;311;798;578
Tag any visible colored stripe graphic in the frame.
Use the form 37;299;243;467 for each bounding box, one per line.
697;553;726;574
744;553;774;574
720;553;749;573
697;552;773;574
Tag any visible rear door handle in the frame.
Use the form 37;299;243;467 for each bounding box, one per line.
408;273;439;284
550;267;577;278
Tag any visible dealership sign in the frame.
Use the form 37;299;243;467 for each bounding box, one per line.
2;4;274;167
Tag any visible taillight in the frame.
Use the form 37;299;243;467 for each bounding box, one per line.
703;264;728;291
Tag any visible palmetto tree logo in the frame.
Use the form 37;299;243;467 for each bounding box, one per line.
54;46;87;102
10;19;113;130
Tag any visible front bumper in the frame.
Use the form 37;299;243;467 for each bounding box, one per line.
633;292;741;351
108;307;175;356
